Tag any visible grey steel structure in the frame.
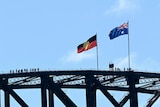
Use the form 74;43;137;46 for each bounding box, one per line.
0;70;160;107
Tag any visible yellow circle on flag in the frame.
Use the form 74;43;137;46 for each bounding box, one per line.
83;41;89;50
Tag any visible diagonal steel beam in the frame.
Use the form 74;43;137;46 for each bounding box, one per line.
146;92;160;107
47;78;77;107
1;78;28;107
119;93;130;106
92;76;121;107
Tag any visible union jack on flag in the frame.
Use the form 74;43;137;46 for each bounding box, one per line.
109;22;128;40
118;22;128;30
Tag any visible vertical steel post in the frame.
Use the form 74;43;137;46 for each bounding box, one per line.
4;78;10;107
85;74;96;107
5;90;10;107
49;89;54;107
128;72;138;107
49;77;54;107
41;76;47;107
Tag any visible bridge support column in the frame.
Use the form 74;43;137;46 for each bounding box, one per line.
5;89;10;107
85;75;96;107
4;78;10;107
41;76;47;107
49;77;54;107
49;89;54;107
128;72;138;107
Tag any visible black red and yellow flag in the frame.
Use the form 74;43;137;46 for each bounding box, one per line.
77;35;97;53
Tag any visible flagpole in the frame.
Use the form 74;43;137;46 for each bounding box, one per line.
96;33;99;70
128;21;131;71
96;45;99;70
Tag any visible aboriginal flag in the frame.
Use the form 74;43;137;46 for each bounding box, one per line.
77;35;97;53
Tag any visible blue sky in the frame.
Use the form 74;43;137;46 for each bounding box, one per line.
0;0;160;107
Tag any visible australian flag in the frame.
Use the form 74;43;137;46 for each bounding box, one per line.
109;22;128;40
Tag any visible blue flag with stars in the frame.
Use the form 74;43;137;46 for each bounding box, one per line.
109;22;128;40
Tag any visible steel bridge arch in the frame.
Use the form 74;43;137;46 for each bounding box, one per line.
0;70;160;107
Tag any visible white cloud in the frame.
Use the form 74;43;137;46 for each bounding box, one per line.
60;49;95;63
135;57;160;72
106;0;139;15
113;52;160;72
114;52;137;69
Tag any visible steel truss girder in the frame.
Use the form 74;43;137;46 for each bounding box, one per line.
85;74;130;107
0;70;160;107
